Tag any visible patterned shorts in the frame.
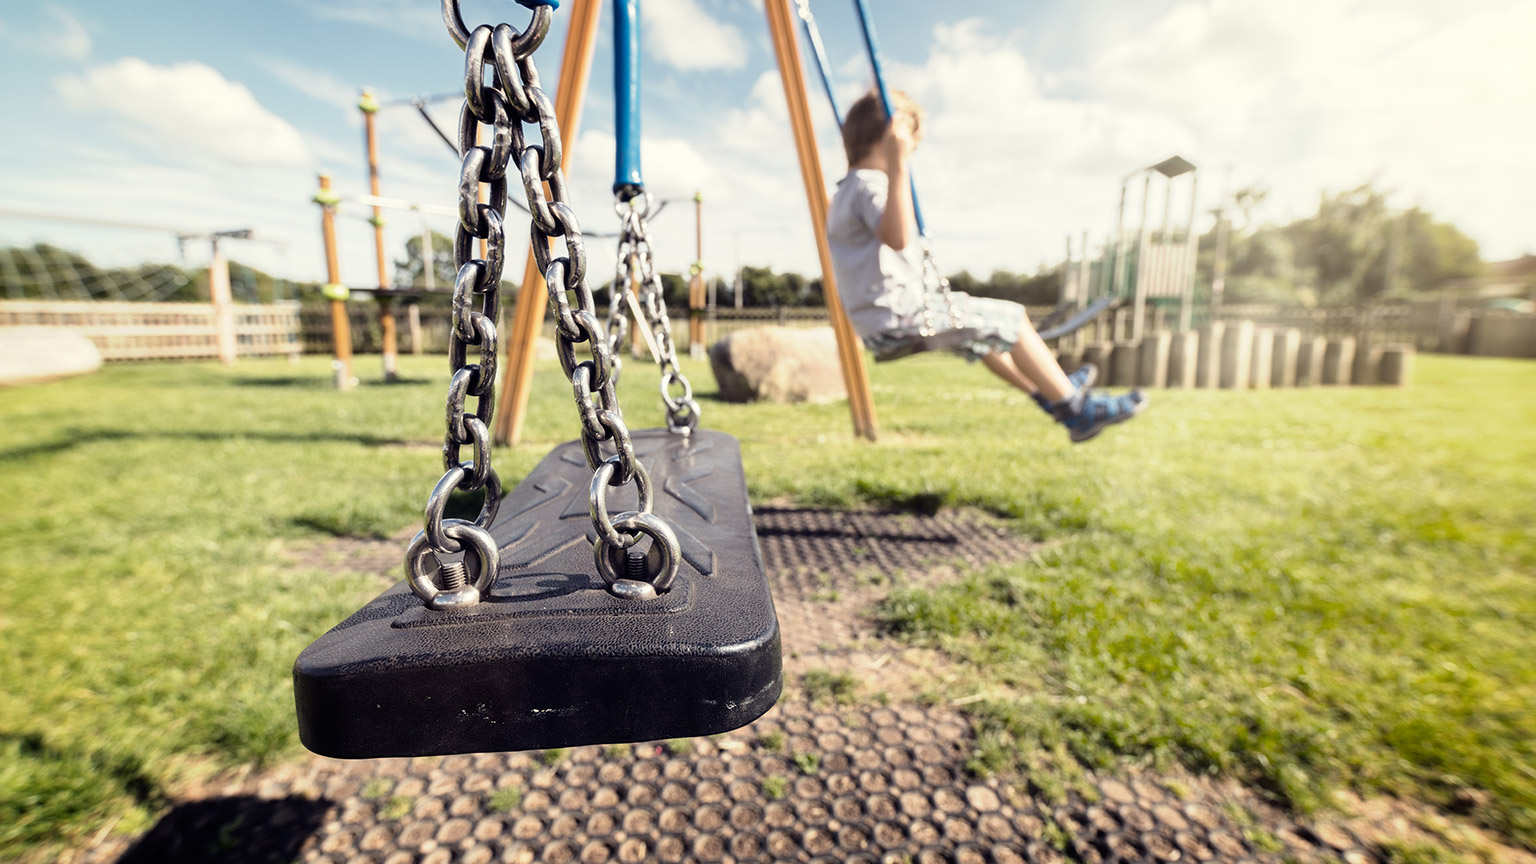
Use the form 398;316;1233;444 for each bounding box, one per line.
863;293;1025;362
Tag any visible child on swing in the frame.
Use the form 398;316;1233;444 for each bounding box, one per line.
826;90;1147;442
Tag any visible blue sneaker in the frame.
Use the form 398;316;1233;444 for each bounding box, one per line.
1052;387;1148;443
1067;362;1097;391
1031;363;1097;414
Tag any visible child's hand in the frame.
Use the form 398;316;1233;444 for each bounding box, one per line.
883;111;919;164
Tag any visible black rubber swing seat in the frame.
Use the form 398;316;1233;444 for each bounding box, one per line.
870;297;1123;363
872;326;987;362
293;428;781;759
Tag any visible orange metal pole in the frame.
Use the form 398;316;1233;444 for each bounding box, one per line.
317;174;354;391
764;0;877;440
495;0;604;446
360;90;399;381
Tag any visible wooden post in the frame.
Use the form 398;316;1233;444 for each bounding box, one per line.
1248;327;1272;389
765;0;877;441
1165;331;1199;388
1322;337;1356;386
208;248;237;365
1378;345;1414;386
360;90;399;382
317;174;354;390
1196;321;1225;389
1136;331;1170;388
1219;320;1253;389
494;0;603;446
688;192;707;359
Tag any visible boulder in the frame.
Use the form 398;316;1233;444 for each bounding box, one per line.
709;326;846;404
0;327;103;386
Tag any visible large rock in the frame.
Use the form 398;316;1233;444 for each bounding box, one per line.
0;327;102;386
709;326;846;404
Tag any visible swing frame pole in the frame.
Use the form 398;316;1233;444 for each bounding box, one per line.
359;89;400;382
765;0;878;441
495;0;605;446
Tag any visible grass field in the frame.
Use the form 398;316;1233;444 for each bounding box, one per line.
0;351;1532;860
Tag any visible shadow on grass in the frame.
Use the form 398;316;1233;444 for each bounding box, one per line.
116;795;331;864
232;375;432;388
0;428;422;463
0;730;166;850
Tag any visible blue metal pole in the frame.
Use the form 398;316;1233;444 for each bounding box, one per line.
850;0;927;237
613;0;643;198
795;1;844;126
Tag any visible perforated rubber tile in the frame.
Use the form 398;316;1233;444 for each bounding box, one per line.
73;509;1398;864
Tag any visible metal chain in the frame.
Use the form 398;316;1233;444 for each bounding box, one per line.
412;0;681;604
916;241;963;337
604;237;630;387
613;194;701;435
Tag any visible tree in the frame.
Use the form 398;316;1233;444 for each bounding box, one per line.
943;268;1060;306
393;231;456;290
1196;181;1482;305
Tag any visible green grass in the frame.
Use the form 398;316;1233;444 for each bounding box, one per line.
761;775;787;800
802;668;861;706
0;351;1531;859
487;785;522;812
792;751;821;775
866;355;1536;849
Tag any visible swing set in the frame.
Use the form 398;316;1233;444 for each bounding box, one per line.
295;0;1117;758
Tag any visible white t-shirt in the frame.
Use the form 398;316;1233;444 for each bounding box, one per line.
826;168;926;339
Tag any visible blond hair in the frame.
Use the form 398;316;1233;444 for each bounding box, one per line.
841;89;924;166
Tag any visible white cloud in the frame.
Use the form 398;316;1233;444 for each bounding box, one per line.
0;6;91;59
292;0;441;42
256;56;367;118
642;0;748;71
48;7;91;60
56;58;311;168
1078;0;1536;257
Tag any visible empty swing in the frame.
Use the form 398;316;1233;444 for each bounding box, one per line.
294;0;781;760
795;0;1121;361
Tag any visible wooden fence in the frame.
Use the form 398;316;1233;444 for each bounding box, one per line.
0;300;301;361
10;298;1525;362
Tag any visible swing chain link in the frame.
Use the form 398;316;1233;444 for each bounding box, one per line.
409;0;560;609
604;225;630;389
416;0;680;604
916;240;963;338
613;194;701;435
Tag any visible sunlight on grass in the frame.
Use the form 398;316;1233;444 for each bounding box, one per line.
0;351;1532;858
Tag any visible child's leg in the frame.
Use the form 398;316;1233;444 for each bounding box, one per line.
1008;311;1075;402
980;352;1039;394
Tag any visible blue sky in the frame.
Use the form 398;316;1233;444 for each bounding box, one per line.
2;0;1532;289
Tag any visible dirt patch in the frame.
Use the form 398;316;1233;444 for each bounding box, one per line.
286;525;417;584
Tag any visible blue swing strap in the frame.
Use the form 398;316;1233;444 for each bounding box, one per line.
613;0;644;200
793;0;844;127
850;0;928;238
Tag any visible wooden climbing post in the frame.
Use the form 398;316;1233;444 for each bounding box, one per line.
359;89;399;381
688;192;706;359
316;173;354;391
494;0;603;446
764;0;877;441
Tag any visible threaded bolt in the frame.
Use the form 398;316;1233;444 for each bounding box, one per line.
624;548;649;582
437;561;469;590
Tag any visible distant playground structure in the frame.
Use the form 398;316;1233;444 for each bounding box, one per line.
3;0;1534;397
